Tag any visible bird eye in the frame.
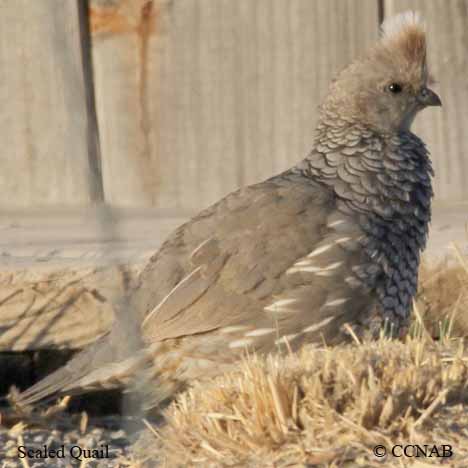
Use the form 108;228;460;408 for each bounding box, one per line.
388;83;403;93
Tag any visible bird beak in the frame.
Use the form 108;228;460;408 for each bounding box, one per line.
418;87;442;107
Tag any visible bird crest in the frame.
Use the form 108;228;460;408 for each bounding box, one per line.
376;11;429;82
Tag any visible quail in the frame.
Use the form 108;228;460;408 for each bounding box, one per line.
17;12;441;410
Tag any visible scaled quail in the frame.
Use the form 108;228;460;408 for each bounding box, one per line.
18;12;441;410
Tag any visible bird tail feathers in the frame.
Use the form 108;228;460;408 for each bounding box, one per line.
14;345;151;408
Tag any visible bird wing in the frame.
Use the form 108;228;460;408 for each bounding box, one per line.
139;173;374;347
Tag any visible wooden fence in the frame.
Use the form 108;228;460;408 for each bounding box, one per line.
1;0;467;209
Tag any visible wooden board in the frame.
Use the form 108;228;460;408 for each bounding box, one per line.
385;0;468;201
0;0;97;206
91;0;379;209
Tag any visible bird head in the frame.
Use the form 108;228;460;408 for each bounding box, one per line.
321;12;441;133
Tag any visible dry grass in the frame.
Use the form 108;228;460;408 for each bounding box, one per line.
132;340;467;467
129;250;468;467
417;248;468;340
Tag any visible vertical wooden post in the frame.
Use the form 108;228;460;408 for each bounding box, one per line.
0;0;97;206
78;0;105;203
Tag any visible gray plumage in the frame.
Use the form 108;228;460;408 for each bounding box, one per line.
16;11;441;410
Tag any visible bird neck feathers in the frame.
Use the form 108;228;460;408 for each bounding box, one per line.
305;122;433;221
302;123;433;326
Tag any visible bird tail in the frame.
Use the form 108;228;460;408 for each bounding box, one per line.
14;338;151;408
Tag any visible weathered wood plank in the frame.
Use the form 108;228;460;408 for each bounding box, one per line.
385;0;468;201
0;0;96;206
91;0;379;209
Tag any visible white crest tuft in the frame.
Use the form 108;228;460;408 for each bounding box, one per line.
381;11;425;40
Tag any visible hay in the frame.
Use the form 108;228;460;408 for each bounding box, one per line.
418;250;468;339
135;338;467;467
